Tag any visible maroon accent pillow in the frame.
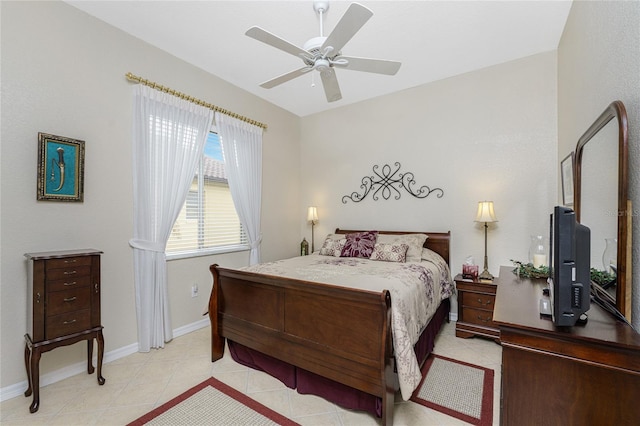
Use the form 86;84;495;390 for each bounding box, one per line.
340;231;379;258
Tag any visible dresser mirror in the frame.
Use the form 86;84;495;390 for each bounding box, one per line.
574;100;631;322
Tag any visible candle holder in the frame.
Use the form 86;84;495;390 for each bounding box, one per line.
529;235;548;268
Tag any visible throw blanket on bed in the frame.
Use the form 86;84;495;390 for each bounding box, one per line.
241;251;453;400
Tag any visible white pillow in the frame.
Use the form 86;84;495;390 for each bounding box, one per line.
319;237;346;257
370;243;409;262
377;233;428;262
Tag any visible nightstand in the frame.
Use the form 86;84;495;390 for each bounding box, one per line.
454;273;500;341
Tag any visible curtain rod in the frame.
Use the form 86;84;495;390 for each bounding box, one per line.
125;72;267;130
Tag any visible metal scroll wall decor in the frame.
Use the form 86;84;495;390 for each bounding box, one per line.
342;162;444;203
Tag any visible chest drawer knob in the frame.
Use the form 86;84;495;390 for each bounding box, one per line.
63;319;77;325
63;270;77;276
63;296;77;303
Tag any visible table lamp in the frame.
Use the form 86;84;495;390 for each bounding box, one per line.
307;206;318;253
475;201;497;280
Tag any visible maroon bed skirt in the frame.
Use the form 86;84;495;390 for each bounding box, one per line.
228;298;450;418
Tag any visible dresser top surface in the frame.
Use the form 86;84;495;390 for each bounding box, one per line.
24;249;102;260
493;265;640;348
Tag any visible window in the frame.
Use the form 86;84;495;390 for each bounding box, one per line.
185;190;198;220
166;131;247;258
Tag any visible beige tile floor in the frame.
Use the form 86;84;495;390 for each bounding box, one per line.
0;321;502;425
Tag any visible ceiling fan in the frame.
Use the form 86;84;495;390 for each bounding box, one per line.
245;1;401;103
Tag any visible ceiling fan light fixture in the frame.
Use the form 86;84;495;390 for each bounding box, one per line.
314;58;330;73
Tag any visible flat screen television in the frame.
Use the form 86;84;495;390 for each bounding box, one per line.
548;206;591;327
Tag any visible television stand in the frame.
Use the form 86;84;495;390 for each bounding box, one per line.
493;266;640;425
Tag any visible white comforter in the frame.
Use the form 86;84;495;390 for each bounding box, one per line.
241;251;453;400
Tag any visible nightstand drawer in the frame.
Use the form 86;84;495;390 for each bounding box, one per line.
461;291;495;310
46;309;91;338
47;287;91;316
462;306;497;328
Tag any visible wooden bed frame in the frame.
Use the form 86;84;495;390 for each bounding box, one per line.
208;229;451;426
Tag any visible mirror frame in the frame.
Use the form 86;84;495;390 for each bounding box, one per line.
574;100;631;321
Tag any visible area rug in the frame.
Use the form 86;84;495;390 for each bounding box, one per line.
410;354;494;426
127;377;299;426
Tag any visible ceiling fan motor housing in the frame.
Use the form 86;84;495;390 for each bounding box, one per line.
302;36;339;65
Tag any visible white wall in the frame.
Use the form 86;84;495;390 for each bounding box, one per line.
300;51;559;315
0;0;300;392
558;0;640;329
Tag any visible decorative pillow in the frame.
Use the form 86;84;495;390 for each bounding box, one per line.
340;231;379;258
319;237;346;257
377;233;428;262
370;243;409;262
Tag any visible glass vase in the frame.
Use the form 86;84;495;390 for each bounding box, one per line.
602;238;617;275
529;235;547;268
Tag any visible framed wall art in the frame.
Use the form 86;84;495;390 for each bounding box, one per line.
37;132;85;202
561;152;574;207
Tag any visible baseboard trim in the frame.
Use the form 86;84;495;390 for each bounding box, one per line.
0;318;210;402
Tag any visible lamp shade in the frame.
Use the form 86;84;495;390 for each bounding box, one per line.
307;206;318;223
475;201;497;223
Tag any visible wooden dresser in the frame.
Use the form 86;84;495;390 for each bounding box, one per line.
24;249;105;413
493;266;640;425
454;274;500;341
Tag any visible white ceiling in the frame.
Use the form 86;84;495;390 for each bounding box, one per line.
66;0;573;117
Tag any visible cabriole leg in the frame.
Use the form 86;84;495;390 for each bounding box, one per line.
23;342;32;397
96;331;105;385
87;338;95;374
28;348;41;413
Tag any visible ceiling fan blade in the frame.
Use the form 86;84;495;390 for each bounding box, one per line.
320;69;342;102
334;56;401;75
246;26;311;59
260;67;312;89
321;3;373;55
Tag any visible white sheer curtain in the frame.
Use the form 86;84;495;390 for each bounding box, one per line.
215;112;263;265
130;85;214;351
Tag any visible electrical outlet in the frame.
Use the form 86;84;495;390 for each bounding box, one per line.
191;283;198;298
